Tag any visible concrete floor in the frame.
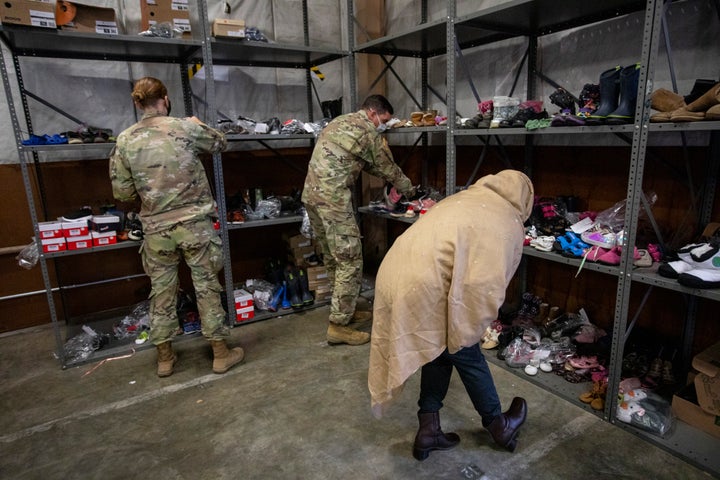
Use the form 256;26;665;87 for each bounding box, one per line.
0;299;714;480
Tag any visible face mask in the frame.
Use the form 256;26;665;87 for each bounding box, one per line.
376;122;388;133
165;98;172;116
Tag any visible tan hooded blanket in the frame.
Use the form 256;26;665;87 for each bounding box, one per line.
368;170;534;418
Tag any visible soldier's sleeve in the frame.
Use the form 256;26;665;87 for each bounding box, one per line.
189;121;227;154
362;133;414;196
108;143;138;202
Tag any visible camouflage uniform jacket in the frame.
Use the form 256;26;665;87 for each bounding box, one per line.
109;113;226;234
302;110;413;210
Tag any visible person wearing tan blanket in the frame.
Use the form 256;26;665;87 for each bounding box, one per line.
368;169;534;459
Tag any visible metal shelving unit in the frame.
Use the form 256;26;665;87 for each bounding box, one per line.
0;0;349;369
350;0;719;475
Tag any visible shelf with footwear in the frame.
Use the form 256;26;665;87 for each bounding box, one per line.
352;0;719;475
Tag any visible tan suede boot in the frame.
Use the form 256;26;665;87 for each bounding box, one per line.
651;88;686;112
707;104;720;121
156;341;177;378
327;323;370;345
670;82;720;122
210;340;244;374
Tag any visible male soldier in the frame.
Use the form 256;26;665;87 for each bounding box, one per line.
110;77;244;377
302;94;415;346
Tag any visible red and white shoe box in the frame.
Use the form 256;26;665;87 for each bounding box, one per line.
38;221;63;239
235;306;255;322
40;237;67;253
62;220;89;237
91;230;117;246
90;214;121;233
234;289;254;322
234;288;253;309
66;234;92;250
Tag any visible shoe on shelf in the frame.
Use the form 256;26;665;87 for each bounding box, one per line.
61;206;93;222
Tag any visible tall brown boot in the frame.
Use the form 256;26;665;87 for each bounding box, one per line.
412;411;460;461
210;340;244;374
486;397;527;452
156;341;176;378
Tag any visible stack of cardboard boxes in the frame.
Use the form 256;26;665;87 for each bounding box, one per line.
672;341;720;438
0;0;242;40
283;232;330;303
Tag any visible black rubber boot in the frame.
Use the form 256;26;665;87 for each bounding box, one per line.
606;63;641;125
284;270;303;309
412;411;460;461
585;66;622;125
297;268;315;306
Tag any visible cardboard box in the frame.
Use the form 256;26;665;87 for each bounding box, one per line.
56;1;119;34
233;288;253;309
212;18;245;38
91;230;117;247
692;341;720;416
235;305;254;322
283;232;312;249
66;234;92;250
672;383;720;439
62;220;89;237
41;237;66;253
306;266;328;282
38;221;63;239
140;0;191;37
90;214;121;233
0;0;56;29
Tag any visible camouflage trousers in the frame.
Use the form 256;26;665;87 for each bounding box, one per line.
305;203;362;325
141;218;229;344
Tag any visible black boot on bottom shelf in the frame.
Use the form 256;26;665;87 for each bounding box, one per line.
284;269;303;309
297;268;315;306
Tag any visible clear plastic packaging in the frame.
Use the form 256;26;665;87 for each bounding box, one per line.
256;198;281;219
616;390;675;437
63;325;107;364
113;301;151;339
595;190;657;233
16;239;39;269
491;96;520;126
300;207;314;239
244;278;275;311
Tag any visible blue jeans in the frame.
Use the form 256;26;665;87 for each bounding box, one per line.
418;343;501;427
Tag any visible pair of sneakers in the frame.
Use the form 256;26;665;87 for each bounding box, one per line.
658;241;720;289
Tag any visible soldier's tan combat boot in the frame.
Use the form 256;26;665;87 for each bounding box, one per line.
156;341;177;377
327;323;370;345
350;310;372;325
210;340;245;373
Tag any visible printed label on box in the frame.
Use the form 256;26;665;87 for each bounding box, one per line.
235;305;255;322
38;221;63;239
67;235;92;250
41;237;66;253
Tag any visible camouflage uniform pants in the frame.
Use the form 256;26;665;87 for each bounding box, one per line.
141;218;229;344
305;204;362;325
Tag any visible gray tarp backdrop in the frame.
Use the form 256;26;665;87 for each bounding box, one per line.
1;0;717;164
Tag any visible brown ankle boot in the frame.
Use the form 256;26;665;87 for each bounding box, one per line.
326;323;370;345
156;341;176;377
412;411;460;461
487;397;527;452
210;340;244;374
